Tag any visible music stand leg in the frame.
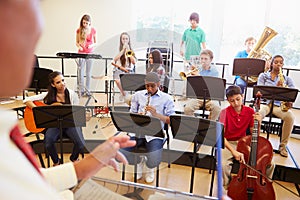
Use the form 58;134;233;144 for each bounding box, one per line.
267;101;275;140
190;140;198;193
59;118;64;164
123;188;144;200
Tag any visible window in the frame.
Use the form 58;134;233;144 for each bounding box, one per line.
132;0;300;67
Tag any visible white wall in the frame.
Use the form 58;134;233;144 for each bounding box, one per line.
37;0;133;57
36;0;136;93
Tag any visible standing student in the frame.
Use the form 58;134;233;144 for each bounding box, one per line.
121;72;175;183
234;37;256;93
184;49;221;120
180;12;206;61
24;71;85;166
257;55;295;157
113;32;136;101
0;1;135;199
76;14;97;97
179;12;206;100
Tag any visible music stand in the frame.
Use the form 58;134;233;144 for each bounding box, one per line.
109;73;146;112
32;105;86;164
110;111;164;199
232;58;266;104
120;73;146;92
253;85;298;143
170;115;224;196
186;76;226;118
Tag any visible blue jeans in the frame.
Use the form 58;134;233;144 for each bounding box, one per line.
120;137;164;168
77;58;93;94
44;127;85;163
235;77;247;94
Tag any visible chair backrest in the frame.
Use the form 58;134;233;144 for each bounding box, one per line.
170;115;224;148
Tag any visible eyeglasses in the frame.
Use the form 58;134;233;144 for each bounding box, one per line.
145;83;156;88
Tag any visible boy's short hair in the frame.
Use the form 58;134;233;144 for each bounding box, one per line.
200;49;214;60
189;12;199;23
226;85;243;98
245;36;256;44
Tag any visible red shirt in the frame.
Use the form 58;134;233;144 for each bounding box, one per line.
219;105;254;141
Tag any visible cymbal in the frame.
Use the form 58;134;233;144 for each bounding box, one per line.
92;75;113;80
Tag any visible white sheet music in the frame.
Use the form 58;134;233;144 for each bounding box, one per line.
74;179;130;200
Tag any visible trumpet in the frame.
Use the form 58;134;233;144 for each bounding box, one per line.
179;67;199;80
125;50;135;57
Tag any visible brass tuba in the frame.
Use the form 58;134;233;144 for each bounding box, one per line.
248;26;278;59
242;26;278;83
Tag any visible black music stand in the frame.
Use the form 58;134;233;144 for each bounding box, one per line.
170;115;224;195
110;111;164;200
32;105;86;164
232;58;266;104
186;76;226;118
120;74;146;92
253;86;298;145
110;73;146;111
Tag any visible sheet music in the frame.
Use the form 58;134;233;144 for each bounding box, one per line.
74;179;130;200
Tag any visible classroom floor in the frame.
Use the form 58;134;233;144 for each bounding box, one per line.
3;93;300;199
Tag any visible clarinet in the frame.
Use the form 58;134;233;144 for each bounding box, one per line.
143;93;151;115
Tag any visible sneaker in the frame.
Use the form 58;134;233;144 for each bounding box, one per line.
145;166;155;183
279;145;288;157
53;160;60;167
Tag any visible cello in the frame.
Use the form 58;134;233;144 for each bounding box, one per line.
227;92;275;200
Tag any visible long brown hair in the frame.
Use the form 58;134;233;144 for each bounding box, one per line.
79;14;91;43
43;71;71;105
119;32;133;67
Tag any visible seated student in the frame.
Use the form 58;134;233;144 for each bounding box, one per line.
257;55;295;157
234;36;256;93
184;49;221;120
24;71;85;166
120;72;175;183
219;85;274;190
146;49;166;91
